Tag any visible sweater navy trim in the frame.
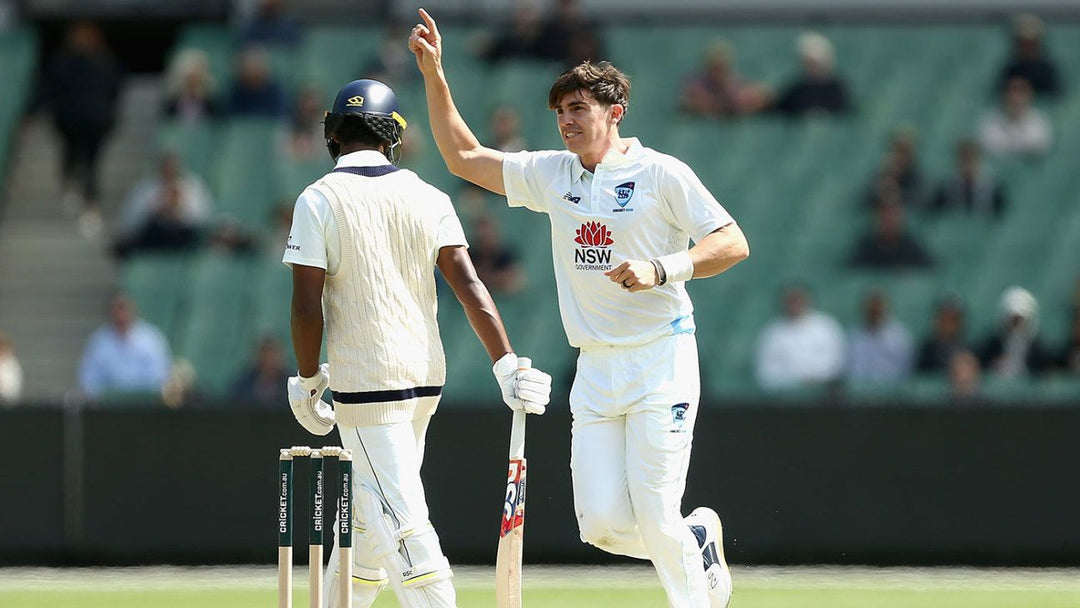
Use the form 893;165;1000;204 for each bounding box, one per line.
332;385;442;404
332;165;401;178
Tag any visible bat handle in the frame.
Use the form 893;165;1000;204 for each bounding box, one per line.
509;409;526;459
508;356;530;458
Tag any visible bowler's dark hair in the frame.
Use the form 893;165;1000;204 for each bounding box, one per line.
548;61;631;122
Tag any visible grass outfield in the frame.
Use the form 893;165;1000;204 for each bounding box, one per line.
1;565;1079;608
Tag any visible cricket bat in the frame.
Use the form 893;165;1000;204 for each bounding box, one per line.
495;361;530;608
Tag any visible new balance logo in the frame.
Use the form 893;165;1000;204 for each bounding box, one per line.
563;191;581;204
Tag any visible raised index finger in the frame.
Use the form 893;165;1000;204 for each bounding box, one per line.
418;8;440;36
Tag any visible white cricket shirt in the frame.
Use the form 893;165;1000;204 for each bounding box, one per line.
283;150;468;274
503;138;735;348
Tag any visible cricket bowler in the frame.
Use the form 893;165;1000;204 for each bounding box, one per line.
411;9;748;607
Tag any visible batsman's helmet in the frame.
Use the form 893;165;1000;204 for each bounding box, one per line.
323;79;408;163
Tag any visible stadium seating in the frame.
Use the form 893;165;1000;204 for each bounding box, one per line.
132;22;1080;402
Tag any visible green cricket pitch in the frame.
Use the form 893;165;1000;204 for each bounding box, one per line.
1;565;1078;608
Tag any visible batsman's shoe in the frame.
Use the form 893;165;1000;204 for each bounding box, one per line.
688;507;732;608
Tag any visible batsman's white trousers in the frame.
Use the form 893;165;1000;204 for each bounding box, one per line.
570;333;708;608
324;407;457;608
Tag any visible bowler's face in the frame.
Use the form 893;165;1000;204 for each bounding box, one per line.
553;90;618;159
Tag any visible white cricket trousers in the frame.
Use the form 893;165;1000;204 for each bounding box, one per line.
570;333;708;608
324;411;457;608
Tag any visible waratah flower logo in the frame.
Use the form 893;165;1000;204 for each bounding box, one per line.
574;222;614;247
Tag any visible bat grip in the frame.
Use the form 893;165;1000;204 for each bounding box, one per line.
509;409;526;459
507;356;530;458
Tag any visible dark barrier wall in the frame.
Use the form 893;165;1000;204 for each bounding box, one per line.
1;403;1079;566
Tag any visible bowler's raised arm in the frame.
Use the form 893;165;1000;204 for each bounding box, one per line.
409;8;507;194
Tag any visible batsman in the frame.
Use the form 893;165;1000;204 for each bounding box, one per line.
284;78;551;607
411;8;749;608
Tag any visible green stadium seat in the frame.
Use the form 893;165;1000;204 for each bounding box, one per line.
122;253;194;346
981;375;1036;403
211;118;281;227
1035;376;1080;403
904;374;950;403
173;254;256;395
156;120;218;180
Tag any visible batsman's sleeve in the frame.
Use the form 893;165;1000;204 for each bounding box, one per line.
659;159;735;242
502;150;563;214
435;192;469;250
282;188;332;271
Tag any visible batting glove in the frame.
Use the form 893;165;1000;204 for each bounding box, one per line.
493;353;551;415
287;363;336;436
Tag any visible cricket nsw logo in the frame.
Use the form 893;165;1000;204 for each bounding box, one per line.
574;221;614;271
670;403;690;433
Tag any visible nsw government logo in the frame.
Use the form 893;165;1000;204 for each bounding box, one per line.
612;181;635;212
574;221;614;271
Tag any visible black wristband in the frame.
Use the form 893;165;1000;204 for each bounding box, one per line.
650;259;667;286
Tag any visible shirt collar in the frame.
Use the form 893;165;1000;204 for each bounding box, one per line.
570;138;644;183
335;150;390;169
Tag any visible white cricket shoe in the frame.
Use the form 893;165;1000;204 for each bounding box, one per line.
687;506;732;608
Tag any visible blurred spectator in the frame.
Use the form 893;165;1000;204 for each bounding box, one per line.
774;32;851;116
755;284;846;390
490;106;527;153
847;291;914;384
480;1;547;64
42;21;122;234
916;296;970;374
363;25;418;87
469;216;525;294
931;139;1007;217
78;293;171;399
681;39;772;119
997;13;1061;98
848;201;933;270
536;0;605;66
162;359;200;408
164;49;220;124
456;183;494;222
979;76;1052;158
207;220;259;256
226;46;287;118
237;0;302;48
0;332;23;405
977;286;1052;378
113;152;212;258
1057;309;1080;374
230;336;290;405
865;126;926;209
949;350;984;403
279;85;326;161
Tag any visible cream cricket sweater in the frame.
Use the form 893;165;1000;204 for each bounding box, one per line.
310;167;464;426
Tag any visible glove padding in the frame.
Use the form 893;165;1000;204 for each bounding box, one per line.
492;353;551;415
287;363;336;436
